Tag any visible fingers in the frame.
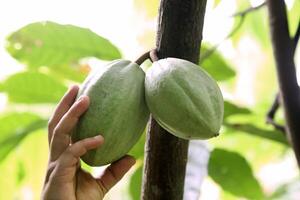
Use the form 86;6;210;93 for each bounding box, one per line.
58;135;104;167
50;95;90;161
48;85;79;145
97;155;136;194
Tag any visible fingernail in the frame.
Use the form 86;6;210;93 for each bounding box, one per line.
69;84;76;89
94;135;103;141
78;95;87;102
69;84;79;91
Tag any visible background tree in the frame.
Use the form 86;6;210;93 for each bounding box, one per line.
0;0;299;199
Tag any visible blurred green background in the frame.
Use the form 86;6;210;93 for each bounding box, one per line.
0;0;299;199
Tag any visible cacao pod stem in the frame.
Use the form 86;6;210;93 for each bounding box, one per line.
135;51;151;65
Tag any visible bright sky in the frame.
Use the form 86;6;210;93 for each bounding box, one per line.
0;0;298;199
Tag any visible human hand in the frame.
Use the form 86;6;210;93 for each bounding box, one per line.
42;85;136;200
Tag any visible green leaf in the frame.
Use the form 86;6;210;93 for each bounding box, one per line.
208;148;265;199
129;164;143;200
288;0;300;35
220;190;241;200
231;6;270;49
211;121;288;169
0;119;47;163
16;161;26;185
0;112;43;163
0;129;49;200
224;100;251;119
246;9;269;48
200;45;236;81
1;71;67;103
128;131;145;159
48;64;88;82
0;112;41;141
213;0;221;8
224;123;288;146
6;21;121;68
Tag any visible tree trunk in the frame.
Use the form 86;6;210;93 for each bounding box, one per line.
141;0;207;199
267;0;300;166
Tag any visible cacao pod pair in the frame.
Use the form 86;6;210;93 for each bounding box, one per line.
73;58;223;166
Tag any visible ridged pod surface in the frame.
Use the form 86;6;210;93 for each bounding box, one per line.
145;58;223;139
72;60;149;166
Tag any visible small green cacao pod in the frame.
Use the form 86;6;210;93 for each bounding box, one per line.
145;58;224;140
72;59;149;166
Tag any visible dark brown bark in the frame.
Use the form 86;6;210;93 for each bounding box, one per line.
266;93;286;133
267;0;300;166
141;0;207;199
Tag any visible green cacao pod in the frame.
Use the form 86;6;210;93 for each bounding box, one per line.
145;58;223;140
72;60;149;166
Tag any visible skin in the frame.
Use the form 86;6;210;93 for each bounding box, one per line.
42;85;136;200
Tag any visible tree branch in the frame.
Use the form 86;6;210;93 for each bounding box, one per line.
266;19;300;134
231;2;266;17
265;93;286;133
142;0;207;199
267;0;300;166
200;2;266;63
266;93;280;120
225;122;288;146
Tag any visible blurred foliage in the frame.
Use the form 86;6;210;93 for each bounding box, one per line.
0;129;48;200
0;20;121;199
128;130;146;160
213;0;221;8
223;100;251;119
129;164;143;200
0;71;67;103
0;112;46;162
0;0;299;199
200;45;236;82
268;179;300;200
133;0;159;19
232;1;270;49
288;0;300;35
208;148;264;199
6;21;121;68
